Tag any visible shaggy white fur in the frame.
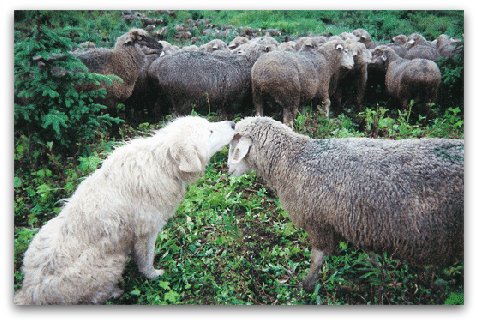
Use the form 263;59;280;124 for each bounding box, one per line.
14;116;235;305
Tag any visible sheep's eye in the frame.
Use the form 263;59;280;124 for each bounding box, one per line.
210;130;213;135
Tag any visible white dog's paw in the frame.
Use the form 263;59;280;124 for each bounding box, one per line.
144;268;165;279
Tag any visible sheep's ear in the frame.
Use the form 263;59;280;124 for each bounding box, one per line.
229;136;252;164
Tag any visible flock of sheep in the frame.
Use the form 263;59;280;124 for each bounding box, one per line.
71;26;462;128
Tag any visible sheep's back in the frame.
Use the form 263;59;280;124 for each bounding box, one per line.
150;51;251;114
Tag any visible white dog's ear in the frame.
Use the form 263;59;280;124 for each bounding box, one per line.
229;135;252;164
168;142;207;182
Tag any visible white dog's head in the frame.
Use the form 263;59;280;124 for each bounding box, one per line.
162;116;235;182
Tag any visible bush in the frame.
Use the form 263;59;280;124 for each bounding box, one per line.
14;13;121;161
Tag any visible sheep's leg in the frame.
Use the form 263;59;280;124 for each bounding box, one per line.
253;90;264;116
355;72;367;110
317;98;331;118
302;248;325;292
283;108;296;129
134;233;164;279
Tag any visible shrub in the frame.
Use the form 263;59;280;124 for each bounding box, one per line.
14;13;121;162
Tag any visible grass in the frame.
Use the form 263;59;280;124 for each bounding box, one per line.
14;108;464;305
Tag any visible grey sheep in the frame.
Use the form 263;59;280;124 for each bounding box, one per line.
436;34;462;58
148;42;273;117
371;45;441;115
353;28;375;49
228;36;250;49
278;41;298;52
385;34;408;57
405;33;438;60
331;40;371;112
227;116;464;292
74;29;163;105
158;41;180;55
251;40;354;128
199;39;229;52
294;36;327;51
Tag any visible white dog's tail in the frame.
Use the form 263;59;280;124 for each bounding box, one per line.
13;288;34;305
13;289;30;305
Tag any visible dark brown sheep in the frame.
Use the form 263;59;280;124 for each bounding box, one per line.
371;45;441;115
148;42;273;118
331;40;371;112
74;29;162;105
251;40;354;128
228;116;463;292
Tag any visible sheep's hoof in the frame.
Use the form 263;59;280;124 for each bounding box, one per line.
302;278;317;293
144;268;165;279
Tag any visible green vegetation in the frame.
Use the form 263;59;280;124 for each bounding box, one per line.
14;10;464;305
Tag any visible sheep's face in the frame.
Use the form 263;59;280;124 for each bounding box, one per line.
228;36;249;49
337;43;354;70
353;29;371;44
120;29;163;56
370;46;391;66
406;33;425;48
227;133;252;176
392;35;408;45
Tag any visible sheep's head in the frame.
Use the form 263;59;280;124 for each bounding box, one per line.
340;32;359;42
335;42;354;70
392;34;408;45
353;29;372;45
227;132;252;177
370;45;397;69
228;36;249;49
116;29;163;55
201;39;228;52
406;33;427;48
346;41;370;64
233;42;276;61
436;34;462;49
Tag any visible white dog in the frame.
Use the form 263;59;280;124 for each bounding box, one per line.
14;116;235;305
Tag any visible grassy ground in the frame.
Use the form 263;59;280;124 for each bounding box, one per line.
14;108;464;305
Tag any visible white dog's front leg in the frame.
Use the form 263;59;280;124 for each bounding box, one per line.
134;232;164;279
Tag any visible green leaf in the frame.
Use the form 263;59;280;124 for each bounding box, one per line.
159;281;170;290
41;109;69;135
14;176;22;188
163;290;180;303
130;289;141;296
